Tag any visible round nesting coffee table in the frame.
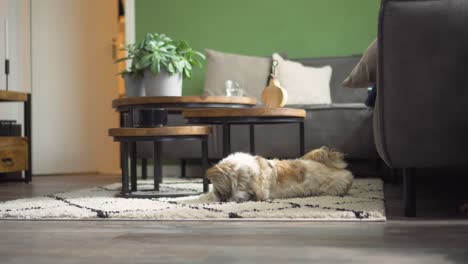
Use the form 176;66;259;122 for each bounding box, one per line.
112;95;257;114
109;126;211;198
112;96;257;180
183;108;306;157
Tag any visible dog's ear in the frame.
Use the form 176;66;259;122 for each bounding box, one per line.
206;163;234;180
206;165;220;180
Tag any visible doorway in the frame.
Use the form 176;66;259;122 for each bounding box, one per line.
31;0;123;174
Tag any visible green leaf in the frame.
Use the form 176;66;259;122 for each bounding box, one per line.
141;54;153;66
174;60;184;73
167;62;175;74
193;51;206;60
183;68;191;79
184;60;192;70
151;60;159;75
176;40;190;52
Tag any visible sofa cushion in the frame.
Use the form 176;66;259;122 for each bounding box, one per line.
273;53;332;105
342;39;377;89
203;49;271;100
293;56;366;103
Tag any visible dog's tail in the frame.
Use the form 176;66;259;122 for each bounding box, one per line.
302;147;347;169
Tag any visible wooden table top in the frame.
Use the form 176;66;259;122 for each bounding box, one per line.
108;126;212;137
0;91;29;102
183;108;306;118
112;96;257;109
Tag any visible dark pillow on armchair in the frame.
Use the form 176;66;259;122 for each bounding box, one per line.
342;39;377;88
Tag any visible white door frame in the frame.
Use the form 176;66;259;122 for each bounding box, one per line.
124;0;135;69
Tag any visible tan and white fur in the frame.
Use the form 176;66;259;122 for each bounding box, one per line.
204;147;354;202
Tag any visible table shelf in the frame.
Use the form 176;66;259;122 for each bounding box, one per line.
0;90;28;102
0;91;32;183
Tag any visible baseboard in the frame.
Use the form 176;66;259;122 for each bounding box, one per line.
0;172;23;181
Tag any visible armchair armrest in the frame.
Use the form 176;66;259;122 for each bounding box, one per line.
375;0;468;168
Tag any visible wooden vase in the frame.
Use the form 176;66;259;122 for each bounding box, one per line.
261;76;288;108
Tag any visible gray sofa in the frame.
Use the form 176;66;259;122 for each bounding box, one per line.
136;55;378;167
374;0;468;216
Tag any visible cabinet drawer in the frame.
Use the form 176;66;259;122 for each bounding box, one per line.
0;137;28;173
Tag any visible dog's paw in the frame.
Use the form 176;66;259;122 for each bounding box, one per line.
198;192;218;203
229;191;252;203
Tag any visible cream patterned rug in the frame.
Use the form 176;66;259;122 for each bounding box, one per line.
0;178;386;221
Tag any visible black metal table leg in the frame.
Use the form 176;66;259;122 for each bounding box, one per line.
121;141;130;195
153;140;162;191
222;123;231;157
180;159;186;178
119;112;124;169
389;168;397;183
24;94;32;183
249;124;255;154
128;109;134;127
299;121;305;156
130;143;137;191
403;168;416;217
374;157;381;172
391;168;400;184
126;108;137;191
141;158;148;179
201;136;209;193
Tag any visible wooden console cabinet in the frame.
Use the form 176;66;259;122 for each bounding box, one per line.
0;91;32;183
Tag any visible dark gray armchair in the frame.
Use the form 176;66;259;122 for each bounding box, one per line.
374;0;468;216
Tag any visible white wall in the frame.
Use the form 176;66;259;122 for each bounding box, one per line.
31;0;120;174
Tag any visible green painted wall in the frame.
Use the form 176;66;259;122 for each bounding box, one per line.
136;0;380;95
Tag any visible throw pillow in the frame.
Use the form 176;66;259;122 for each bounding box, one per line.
203;49;272;100
272;53;332;105
342;39;377;88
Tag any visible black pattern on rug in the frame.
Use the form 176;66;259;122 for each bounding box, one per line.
0;178;386;221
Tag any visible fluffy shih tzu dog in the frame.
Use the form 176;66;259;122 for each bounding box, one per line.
204;147;353;202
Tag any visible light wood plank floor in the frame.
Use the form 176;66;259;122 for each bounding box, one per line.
0;173;467;263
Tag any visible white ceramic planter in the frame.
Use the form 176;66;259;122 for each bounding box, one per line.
144;68;182;96
124;74;145;97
